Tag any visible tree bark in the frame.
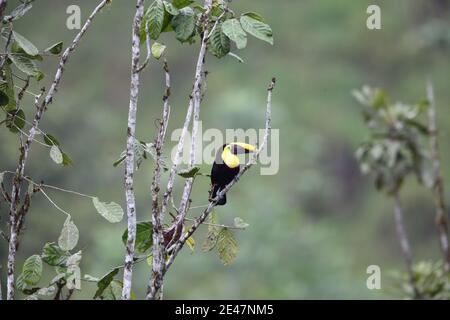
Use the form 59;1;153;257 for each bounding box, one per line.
426;79;450;272
121;0;145;300
147;60;171;300
393;191;420;298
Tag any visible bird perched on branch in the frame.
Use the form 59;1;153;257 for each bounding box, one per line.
210;142;256;205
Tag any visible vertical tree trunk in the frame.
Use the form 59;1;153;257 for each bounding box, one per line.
122;0;145;300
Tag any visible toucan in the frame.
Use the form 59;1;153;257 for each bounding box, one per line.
210;142;256;205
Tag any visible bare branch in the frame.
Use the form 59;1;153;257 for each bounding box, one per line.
147;59;171;300
393;191;420;298
122;0;145;300
165;77;276;273
426;79;450;272
5;0;111;300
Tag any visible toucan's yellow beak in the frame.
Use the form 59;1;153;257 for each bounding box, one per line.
229;142;256;153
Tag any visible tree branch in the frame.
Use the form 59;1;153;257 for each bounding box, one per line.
147;59;171;300
122;0;145;300
165;77;276;274
393;191;420;298
426;79;450;272
5;0;111;300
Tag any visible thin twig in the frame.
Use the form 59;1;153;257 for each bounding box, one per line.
122;0;145;300
39;189;71;217
2;171;94;199
426;78;450;272
184;216;246;230
136;19;152;73
205;9;227;41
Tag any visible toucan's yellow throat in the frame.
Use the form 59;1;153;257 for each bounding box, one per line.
221;143;256;168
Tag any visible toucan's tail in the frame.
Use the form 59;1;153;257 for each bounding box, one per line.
211;184;226;205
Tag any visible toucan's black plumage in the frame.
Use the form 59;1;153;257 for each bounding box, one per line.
210;142;255;205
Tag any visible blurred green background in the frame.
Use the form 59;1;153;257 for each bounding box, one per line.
1;0;450;299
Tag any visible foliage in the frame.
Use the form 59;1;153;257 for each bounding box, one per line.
354;86;432;194
140;0;273;60
391;260;450;299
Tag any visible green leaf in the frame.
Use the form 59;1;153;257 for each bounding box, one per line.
163;1;180;15
58;217;79;251
234;217;249;228
372;89;386;109
93;267;120;299
49;145;63;165
208;22;230;58
222;18;247;49
201;211;220;252
22;255;43;285
122;221;153;253
177;166;200;178
147;0;166;40
242;12;265;22
0;90;9;106
41;242;70;266
240;15;273;45
16;273;28;291
62;152;74;167
151;42;166;59
0;64;16;110
113;139;158;169
216;228;238;266
186;236;195;252
172;0;193;9
10;42;43;61
171;7;196;42
101;280;123;300
12;31;39;56
43;133;60;146
44;41;63;55
92;197;124;223
9;54;41;78
5;109;25;133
